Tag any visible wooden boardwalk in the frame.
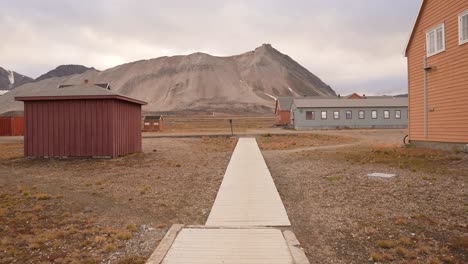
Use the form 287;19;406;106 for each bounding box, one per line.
206;138;291;227
161;228;293;264
149;138;307;264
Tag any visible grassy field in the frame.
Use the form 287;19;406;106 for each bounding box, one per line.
1;128;466;263
0;137;236;263
264;134;468;263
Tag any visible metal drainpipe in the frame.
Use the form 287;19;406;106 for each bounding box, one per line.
423;56;428;138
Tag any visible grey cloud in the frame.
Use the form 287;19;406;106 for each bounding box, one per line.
0;0;421;95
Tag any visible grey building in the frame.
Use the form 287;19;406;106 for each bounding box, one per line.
291;98;408;130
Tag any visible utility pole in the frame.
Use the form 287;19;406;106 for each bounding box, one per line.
229;119;233;136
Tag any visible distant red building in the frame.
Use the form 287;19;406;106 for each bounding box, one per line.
143;115;164;132
346;93;364;99
0;112;24;136
15;82;147;158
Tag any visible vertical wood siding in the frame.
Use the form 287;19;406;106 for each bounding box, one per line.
23;99;142;157
0;117;24;136
275;111;291;126
407;0;468;143
111;100;142;157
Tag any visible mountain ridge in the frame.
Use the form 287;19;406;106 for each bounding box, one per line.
0;44;336;114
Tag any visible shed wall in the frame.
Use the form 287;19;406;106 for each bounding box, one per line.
112;100;142;156
275;111;291;126
24;99;141;157
407;0;468;143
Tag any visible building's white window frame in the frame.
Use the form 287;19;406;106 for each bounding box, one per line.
384;110;390;119
345;110;352;119
333;111;340;119
395;110;401;119
371;110;378;119
426;23;445;57
321;111;327;120
358;110;365;119
459;10;468;45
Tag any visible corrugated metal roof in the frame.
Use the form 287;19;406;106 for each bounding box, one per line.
20;84;116;97
145;115;162;120
293;98;408;108
277;96;337;110
15;83;147;105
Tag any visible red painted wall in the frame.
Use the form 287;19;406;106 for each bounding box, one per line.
23;99;142;157
0;117;24;136
275;110;291;126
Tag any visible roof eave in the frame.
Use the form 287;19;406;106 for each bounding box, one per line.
15;95;147;105
404;0;425;57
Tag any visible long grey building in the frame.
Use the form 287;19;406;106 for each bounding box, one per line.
290;98;408;130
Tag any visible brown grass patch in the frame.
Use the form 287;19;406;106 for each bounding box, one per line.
257;134;351;150
377;240;397;249
370;252;394;262
449;236;468;250
0;143;23;159
333;146;468;175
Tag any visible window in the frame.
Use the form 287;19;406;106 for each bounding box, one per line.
426;23;445;56
460;10;468;45
384;110;390;119
333;111;340;119
395;110;401;119
306;111;315;120
371;110;378;119
321;111;327;119
358;110;365;119
346;110;352;119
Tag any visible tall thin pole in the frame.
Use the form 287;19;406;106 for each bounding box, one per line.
423;56;428;138
229;119;233;136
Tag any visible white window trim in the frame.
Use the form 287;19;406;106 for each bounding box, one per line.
426;23;445;57
459;10;468;45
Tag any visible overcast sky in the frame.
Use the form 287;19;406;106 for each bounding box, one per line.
0;0;421;95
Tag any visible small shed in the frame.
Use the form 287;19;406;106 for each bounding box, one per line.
15;82;147;158
143;115;164;132
0;111;24;136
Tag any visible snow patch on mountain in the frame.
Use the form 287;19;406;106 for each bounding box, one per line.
263;92;277;100
8;70;15;85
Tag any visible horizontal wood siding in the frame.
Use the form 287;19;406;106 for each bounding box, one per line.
407;0;468;143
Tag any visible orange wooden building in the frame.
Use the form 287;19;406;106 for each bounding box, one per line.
405;0;468;150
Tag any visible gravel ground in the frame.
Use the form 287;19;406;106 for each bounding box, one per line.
0;137;236;263
262;130;467;264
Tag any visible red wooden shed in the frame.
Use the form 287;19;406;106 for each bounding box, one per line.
15;82;147;158
142;115;164;132
0;111;24;136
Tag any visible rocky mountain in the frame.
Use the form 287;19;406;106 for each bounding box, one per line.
0;44;336;114
0;67;34;90
35;65;97;82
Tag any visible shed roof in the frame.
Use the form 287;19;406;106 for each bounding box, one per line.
293;98;408;108
15;83;147;105
144;115;162;120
